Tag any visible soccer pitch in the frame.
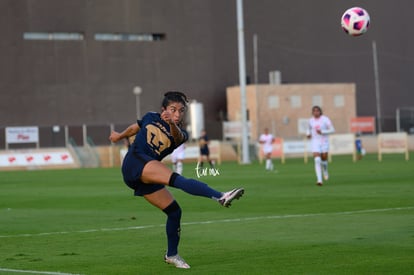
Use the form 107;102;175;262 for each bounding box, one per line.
1;154;413;275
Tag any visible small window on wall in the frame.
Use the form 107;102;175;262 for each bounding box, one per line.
268;95;279;109
290;95;302;108
334;95;345;107
23;32;84;40
94;33;166;41
312;95;323;107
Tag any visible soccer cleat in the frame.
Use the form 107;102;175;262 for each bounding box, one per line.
323;170;329;181
164;254;190;269
218;188;244;207
316;182;323;186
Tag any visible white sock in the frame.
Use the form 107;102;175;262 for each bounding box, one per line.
314;157;322;183
266;159;271;170
321;160;328;173
177;162;183;175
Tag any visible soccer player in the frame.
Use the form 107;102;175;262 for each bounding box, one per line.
197;129;215;168
109;91;244;269
171;143;185;175
355;134;365;160
259;128;275;171
306;106;335;186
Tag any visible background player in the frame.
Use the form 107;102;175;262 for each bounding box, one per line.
258;128;275;171
171;143;185;175
355;133;366;160
306;106;335;186
197;129;215;168
109;91;244;269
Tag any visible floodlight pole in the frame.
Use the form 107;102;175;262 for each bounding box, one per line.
237;0;250;164
372;40;382;133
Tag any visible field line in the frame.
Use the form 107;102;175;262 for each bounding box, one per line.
0;267;83;275
1;206;413;239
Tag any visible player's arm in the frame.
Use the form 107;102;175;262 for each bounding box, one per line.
160;110;186;145
306;124;312;139
168;122;186;145
321;119;335;135
109;123;140;143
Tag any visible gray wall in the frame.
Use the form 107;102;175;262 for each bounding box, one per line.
1;0;413;142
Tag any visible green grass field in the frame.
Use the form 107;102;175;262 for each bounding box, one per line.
1;154;413;275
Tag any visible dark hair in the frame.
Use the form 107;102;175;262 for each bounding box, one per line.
312;105;323;115
162;91;189;108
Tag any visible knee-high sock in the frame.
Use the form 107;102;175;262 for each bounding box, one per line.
314;156;322;183
266;159;273;170
169;173;222;200
163;201;181;257
321;160;328;173
176;161;183;175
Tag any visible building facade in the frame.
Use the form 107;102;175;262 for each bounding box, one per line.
227;83;356;140
0;0;413;148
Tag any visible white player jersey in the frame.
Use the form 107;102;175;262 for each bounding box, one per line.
259;133;274;146
307;115;335;141
259;133;274;153
171;143;185;161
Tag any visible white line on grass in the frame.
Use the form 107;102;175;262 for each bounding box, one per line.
0;267;83;275
0;206;413;239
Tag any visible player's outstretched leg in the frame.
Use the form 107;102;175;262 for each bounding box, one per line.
169;173;244;207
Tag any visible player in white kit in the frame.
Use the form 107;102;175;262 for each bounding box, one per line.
171;143;185;175
259;128;275;171
306;106;335;186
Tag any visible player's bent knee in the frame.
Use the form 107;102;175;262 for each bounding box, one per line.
163;200;182;219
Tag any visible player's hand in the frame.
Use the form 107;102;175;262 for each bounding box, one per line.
161;110;174;124
316;129;322;135
109;131;122;143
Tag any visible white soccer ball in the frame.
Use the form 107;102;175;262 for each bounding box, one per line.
341;7;370;36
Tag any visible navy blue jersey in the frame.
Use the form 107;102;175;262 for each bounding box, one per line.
199;134;210;155
130;112;188;161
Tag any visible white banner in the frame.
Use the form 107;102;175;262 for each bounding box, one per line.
223;121;252;139
0;150;75;167
329;134;356;155
6;127;39;144
283;140;312;154
378;132;409;161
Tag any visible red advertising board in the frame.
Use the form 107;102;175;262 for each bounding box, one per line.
350;117;376;133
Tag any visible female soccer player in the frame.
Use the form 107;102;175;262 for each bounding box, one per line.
258;128;275;171
306;106;335;186
109;91;244;269
197;129;215;168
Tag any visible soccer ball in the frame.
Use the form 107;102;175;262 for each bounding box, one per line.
341;7;370;36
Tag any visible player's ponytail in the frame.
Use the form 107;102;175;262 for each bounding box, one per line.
162;91;189;109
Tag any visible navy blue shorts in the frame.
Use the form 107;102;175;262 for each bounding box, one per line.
200;148;210;156
121;151;165;196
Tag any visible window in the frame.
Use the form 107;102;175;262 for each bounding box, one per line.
334;95;345;107
94;33;166;41
290;95;302;108
23;32;84;40
268;95;279;109
312;95;323;107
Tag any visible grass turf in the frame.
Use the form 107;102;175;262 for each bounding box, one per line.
0;153;413;274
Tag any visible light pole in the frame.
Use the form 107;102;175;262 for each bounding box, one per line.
236;0;250;164
133;86;142;118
